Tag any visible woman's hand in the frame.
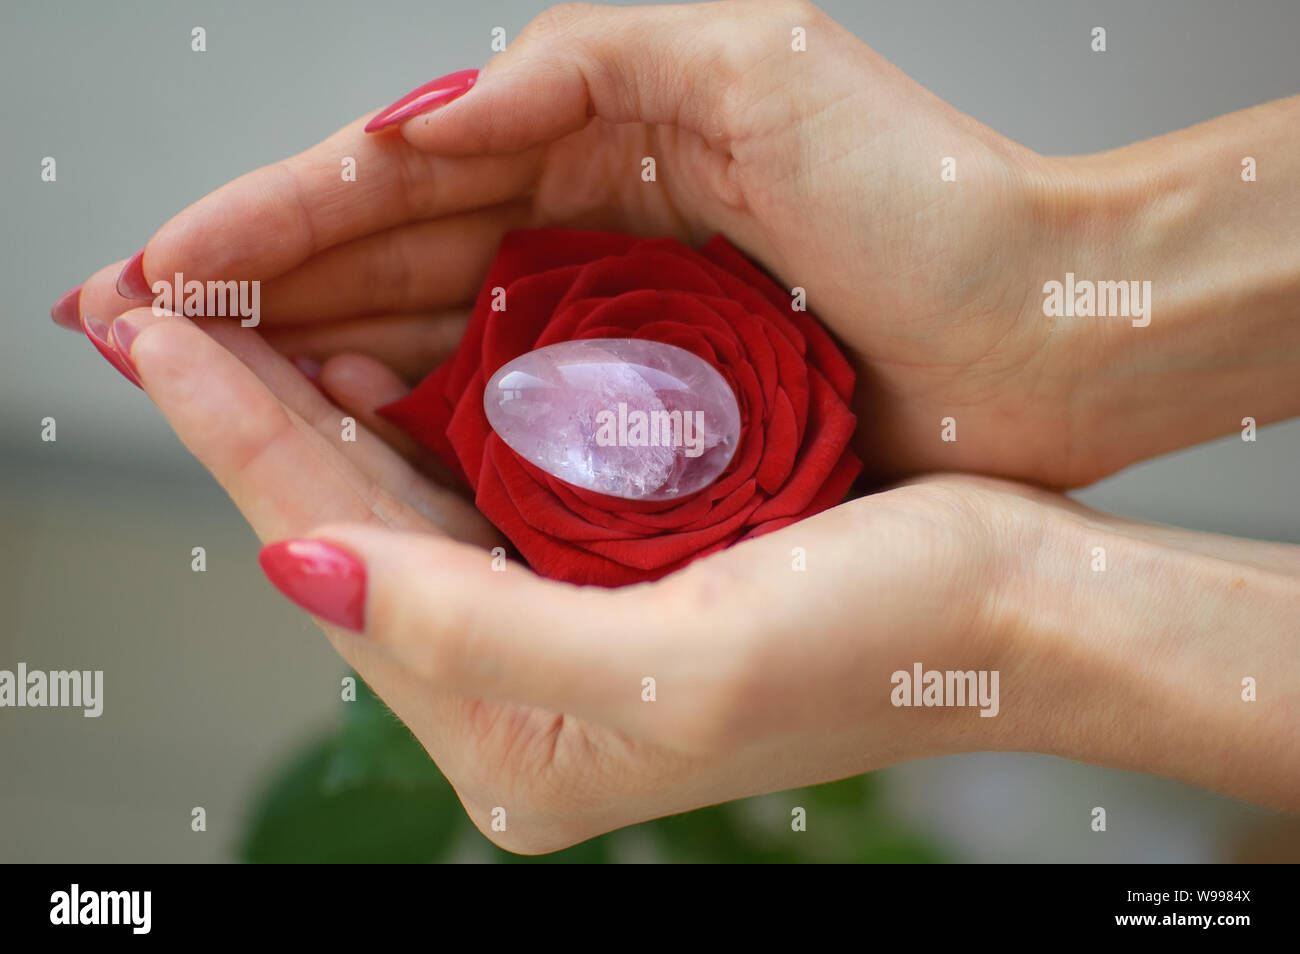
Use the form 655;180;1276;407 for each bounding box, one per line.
57;0;1125;488
108;303;1300;851
293;476;1300;851
58;2;1300;489
101;301;1008;851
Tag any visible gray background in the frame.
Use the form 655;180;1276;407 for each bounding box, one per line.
2;0;1297;861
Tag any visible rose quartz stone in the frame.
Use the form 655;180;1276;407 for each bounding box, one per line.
484;338;741;501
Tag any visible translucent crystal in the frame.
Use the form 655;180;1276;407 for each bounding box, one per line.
483;338;741;501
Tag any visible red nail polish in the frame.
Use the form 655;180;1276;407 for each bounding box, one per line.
364;68;478;133
52;284;83;331
81;314;142;389
259;540;367;632
116;249;153;300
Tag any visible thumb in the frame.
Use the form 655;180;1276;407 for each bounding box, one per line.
373;0;830;155
257;527;659;726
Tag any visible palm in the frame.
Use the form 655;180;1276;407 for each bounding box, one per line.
381;469;1044;851
519;108;1075;485
419;691;702;851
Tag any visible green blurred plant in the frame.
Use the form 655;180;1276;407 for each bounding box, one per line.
239;677;944;863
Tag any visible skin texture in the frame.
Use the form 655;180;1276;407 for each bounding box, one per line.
67;1;1299;850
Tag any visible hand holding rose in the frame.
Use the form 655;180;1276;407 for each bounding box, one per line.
54;0;1300;849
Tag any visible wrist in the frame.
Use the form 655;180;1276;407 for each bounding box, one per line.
1028;135;1300;479
1002;499;1300;810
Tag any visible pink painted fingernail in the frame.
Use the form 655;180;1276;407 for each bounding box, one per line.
116;249;153;300
364;68;478;133
109;313;149;382
81;314;142;389
51;284;82;330
258;540;367;632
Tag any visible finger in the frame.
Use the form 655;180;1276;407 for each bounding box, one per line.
79;201;513;334
190;316;497;547
118;117;540;296
104;308;495;773
317;353;425;457
291;490;906;747
107;308;401;541
255;203;528;325
262;310;468;384
393;0;812;155
68;259;144;332
317;352;472;495
281;524;662;733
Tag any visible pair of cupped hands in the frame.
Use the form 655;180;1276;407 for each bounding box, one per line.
58;1;1300;850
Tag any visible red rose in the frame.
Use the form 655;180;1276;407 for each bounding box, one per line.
379;229;861;586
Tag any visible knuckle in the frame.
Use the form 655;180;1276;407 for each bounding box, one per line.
758;0;823;27
524;3;595;42
225;407;297;483
269;159;320;259
364;229;417;310
696;9;798;140
391;145;438;218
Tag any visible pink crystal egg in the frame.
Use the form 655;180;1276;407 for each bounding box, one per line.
483;338;741;501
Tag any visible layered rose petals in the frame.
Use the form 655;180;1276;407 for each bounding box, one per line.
379;230;862;586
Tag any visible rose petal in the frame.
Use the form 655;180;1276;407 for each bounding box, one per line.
754;388;798;493
750;371;858;522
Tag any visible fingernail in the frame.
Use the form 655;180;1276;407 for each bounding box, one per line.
292;355;322;381
81;314;142;389
109;313;148;381
116;249;153;300
258;540;367;632
51;284;82;330
364;68;478;133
